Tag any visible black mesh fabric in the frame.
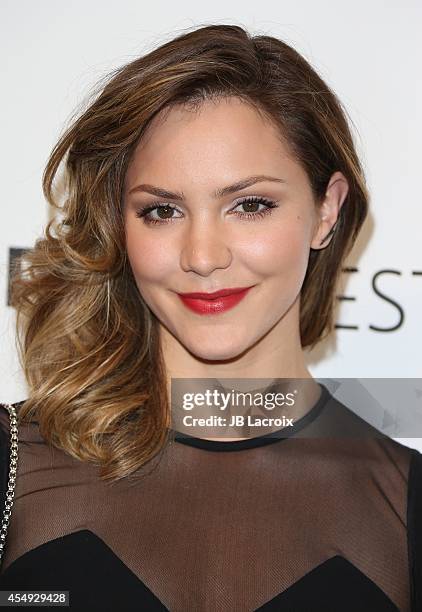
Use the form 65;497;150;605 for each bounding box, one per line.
0;384;421;612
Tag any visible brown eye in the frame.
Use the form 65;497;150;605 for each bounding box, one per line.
240;200;260;213
135;203;182;225
231;196;279;221
156;205;175;219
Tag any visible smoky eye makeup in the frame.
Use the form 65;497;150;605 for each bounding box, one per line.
134;195;280;226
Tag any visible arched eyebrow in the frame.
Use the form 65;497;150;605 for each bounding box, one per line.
128;174;287;201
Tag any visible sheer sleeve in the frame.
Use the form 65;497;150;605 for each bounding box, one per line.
407;447;422;611
0;405;11;521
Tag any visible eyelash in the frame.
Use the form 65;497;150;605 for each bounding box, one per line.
135;196;279;226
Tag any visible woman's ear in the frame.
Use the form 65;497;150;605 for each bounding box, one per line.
311;171;349;250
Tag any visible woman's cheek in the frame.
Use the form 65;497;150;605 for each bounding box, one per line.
242;225;309;278
126;231;175;285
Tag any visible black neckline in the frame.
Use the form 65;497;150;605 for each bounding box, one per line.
172;382;331;451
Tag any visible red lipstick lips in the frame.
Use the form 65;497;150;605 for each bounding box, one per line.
177;286;255;315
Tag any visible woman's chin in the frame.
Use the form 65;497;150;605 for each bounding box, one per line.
182;337;252;363
159;320;260;362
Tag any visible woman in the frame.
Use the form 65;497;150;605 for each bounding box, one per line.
0;23;421;612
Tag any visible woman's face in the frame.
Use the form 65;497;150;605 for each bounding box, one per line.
123;96;338;361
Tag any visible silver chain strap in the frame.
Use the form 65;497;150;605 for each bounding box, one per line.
0;403;18;566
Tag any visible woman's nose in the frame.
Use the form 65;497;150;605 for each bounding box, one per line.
179;217;232;276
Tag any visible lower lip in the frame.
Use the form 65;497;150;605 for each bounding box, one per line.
178;287;254;315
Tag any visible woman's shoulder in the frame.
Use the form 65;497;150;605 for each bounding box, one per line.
0;400;35;448
0;399;99;489
0;399;58;499
407;443;422;513
0;400;27;426
0;401;21;467
0;400;48;445
405;444;422;610
408;444;422;476
0;402;17;433
0;402;22;518
0;399;26;454
303;389;415;482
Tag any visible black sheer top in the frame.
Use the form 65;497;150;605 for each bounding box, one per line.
0;383;421;611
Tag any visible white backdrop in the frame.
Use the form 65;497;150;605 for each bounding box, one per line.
1;1;421;450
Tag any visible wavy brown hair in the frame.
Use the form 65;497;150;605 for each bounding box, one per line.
11;23;369;481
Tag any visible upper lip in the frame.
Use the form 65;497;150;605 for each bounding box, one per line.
178;286;254;299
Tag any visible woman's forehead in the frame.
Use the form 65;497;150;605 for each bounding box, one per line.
125;99;299;190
